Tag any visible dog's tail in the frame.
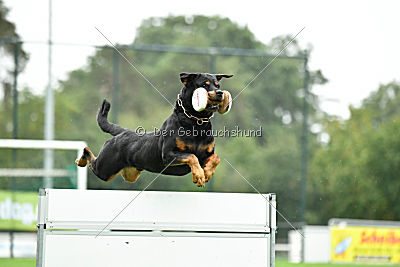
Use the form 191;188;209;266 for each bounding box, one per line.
97;99;127;136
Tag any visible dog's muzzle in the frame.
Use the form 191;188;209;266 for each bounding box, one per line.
215;90;224;101
206;89;223;112
208;89;224;102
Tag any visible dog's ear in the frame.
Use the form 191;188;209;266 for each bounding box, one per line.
215;74;233;81
180;72;198;85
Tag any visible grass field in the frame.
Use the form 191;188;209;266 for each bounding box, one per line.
276;259;394;267
0;258;395;267
0;258;35;267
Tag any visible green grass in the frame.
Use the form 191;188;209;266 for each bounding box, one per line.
0;258;396;267
276;258;396;267
0;258;35;267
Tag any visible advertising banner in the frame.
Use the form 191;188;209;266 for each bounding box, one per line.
0;190;38;231
331;225;400;263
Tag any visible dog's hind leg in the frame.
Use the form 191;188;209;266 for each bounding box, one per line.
121;167;142;183
76;145;122;182
75;147;96;167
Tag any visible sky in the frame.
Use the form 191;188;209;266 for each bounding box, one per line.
3;0;400;118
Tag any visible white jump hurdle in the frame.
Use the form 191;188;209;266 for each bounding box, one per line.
36;189;276;267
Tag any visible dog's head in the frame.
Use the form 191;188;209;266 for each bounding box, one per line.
179;72;233;116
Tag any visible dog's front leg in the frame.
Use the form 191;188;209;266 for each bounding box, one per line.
203;153;220;182
163;151;206;187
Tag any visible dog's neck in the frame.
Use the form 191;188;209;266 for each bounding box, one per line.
175;95;213;126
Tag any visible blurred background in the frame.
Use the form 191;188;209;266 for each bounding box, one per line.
1;0;400;265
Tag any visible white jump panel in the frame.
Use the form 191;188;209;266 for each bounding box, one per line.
45;189;269;232
37;189;276;267
44;234;270;267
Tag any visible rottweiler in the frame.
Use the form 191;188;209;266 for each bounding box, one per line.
76;72;233;187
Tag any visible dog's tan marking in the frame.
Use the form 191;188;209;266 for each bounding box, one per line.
207;91;224;105
214;81;218;86
207;90;216;99
105;172;120;182
198;141;215;153
84;147;97;170
205;81;210;85
75;147;97;167
176;138;194;151
218;90;230;114
176;138;186;150
180;154;205;187
75;157;88;167
203;153;220;182
183;80;187;85
85;147;97;161
121;167;142;183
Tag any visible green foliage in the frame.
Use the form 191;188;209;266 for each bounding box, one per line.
308;82;400;224
1;15;326;224
1;0;398;238
0;0;29;108
0;0;32;191
0;0;28;62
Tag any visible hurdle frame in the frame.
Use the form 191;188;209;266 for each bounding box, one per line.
36;188;276;267
0;139;87;190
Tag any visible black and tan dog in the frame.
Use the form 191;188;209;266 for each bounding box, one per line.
76;72;232;187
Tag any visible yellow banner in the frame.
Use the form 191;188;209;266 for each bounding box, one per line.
331;226;400;263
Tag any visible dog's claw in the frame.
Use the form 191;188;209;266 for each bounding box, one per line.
195;176;206;187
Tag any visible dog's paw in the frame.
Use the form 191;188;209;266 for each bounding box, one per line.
192;170;206;187
204;167;215;183
196;176;206;187
75;157;88;167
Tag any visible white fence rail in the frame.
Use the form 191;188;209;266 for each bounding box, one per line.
0;139;87;189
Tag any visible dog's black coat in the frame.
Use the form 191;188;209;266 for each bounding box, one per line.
90;73;232;181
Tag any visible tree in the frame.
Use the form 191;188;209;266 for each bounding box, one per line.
0;0;29;134
1;15;327;227
56;16;326;227
308;82;400;224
